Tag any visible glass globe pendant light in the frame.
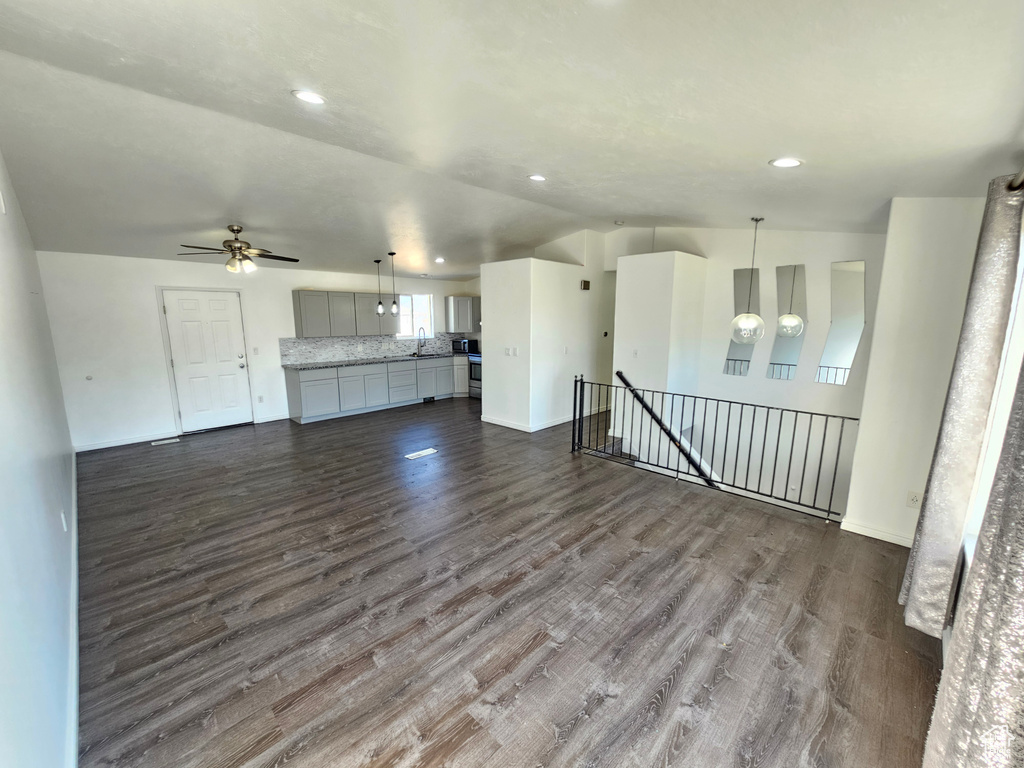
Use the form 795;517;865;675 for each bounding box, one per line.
731;217;766;344
374;259;385;316
777;264;804;337
389;252;399;316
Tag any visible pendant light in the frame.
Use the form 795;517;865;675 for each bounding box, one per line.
777;264;805;337
374;259;385;316
389;252;399;316
730;217;766;344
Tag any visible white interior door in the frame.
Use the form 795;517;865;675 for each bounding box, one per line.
163;290;253;432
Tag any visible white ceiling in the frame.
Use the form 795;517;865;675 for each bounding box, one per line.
0;0;1022;277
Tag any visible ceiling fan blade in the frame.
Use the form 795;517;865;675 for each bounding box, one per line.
243;248;272;255
177;251;227;256
257;254;299;263
180;244;227;252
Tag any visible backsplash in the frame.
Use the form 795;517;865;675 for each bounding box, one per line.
280;332;467;365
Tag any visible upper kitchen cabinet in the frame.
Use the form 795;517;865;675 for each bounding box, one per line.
354;293;382;336
471;296;482;333
293;290;358;338
446;295;478;334
293;290;332;338
379;301;402;336
328;292;357;337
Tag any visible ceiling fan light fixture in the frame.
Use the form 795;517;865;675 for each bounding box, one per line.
292;90;325;104
241;255;257;274
225;255;241;273
769;157;802;168
434;257;445;263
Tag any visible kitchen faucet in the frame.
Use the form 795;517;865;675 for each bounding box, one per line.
417;327;427;357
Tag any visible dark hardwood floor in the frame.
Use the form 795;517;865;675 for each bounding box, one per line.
76;398;940;768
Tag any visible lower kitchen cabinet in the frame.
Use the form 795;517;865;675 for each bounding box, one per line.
454;365;469;394
417;368;437;398
339;374;366;411
365;373;389;407
437;365;454;396
285;357;468;424
299;378;340;418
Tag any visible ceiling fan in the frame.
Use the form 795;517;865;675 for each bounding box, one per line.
178;225;299;273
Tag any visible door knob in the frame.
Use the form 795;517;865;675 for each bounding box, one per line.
239;363;246;369
238;353;244;359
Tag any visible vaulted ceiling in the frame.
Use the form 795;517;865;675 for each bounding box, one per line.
0;0;1021;276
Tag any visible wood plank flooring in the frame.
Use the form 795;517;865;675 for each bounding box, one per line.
76;398;941;768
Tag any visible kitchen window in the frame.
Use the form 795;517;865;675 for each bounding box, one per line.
398;294;434;338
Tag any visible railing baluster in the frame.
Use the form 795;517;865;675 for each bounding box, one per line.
576;375;855;516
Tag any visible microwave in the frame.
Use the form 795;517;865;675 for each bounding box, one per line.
452;339;479;354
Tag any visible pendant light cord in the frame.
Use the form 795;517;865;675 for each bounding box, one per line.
389;252;397;304
746;217;763;313
788;264;797;314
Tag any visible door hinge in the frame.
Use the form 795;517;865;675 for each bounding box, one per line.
163;305;167;314
170;358;174;368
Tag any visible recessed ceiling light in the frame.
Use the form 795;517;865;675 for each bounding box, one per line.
614;220;625;226
292;90;325;104
529;174;546;181
435;257;445;263
769;157;802;168
420;273;428;278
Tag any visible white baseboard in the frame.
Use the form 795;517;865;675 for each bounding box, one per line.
530;414;574;431
840;519;914;547
74;431;180;452
255;413;290;424
66;454;79;768
480;415;533;432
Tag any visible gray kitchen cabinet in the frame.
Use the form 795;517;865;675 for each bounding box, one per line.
328;292;357;337
436;365;455;396
299;377;340;417
339;373;366;411
355;293;382;336
446;296;473;334
365;373;389;406
379;301;402;336
471;296;482;332
454;364;469;394
417;367;437;398
293;290;332;338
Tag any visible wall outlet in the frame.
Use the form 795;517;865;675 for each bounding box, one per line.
257;395;264;403
505;347;511;356
513;347;519;357
907;491;923;509
252;346;259;355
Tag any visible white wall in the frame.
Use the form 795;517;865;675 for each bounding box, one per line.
481;230;615;432
37;251;478;450
844;198;986;545
0;151;77;767
607;226;886;418
480;259;533;430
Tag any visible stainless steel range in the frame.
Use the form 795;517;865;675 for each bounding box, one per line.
468;353;481;398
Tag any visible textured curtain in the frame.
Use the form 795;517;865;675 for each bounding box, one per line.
923;345;1024;767
900;175;1024;638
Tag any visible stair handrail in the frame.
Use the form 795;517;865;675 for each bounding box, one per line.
615;370;717;488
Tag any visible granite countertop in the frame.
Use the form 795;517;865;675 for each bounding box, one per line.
282;353;467;371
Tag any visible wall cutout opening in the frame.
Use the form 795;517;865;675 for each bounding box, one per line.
723;267;759;376
767;264;807;381
816;261;865;385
